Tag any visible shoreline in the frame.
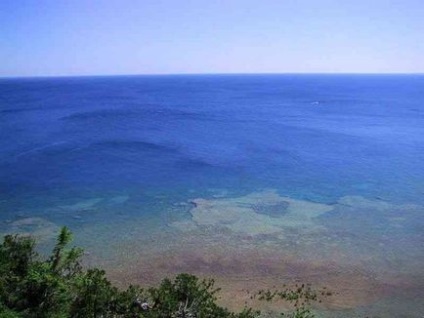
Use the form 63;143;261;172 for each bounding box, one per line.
100;244;424;316
2;190;423;316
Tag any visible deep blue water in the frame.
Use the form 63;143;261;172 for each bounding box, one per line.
0;75;424;315
1;75;423;205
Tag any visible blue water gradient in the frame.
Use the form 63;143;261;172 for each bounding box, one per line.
0;75;423;315
1;75;423;203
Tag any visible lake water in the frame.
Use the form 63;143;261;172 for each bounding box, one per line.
1;74;423;316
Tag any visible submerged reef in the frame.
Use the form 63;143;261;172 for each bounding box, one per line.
171;190;333;236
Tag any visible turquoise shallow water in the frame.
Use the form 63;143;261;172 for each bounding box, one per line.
0;75;423;316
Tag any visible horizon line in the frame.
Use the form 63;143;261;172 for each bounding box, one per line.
1;71;424;80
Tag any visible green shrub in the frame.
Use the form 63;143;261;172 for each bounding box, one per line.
0;227;317;318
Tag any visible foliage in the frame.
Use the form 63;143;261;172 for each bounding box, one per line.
0;228;318;318
254;283;324;318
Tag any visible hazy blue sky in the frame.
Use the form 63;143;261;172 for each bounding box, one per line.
1;0;423;76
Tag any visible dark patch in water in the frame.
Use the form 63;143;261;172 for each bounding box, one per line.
60;108;216;122
91;140;180;153
250;201;290;217
0;107;43;114
60;109;141;121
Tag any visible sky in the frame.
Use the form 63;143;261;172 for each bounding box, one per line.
1;0;424;77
